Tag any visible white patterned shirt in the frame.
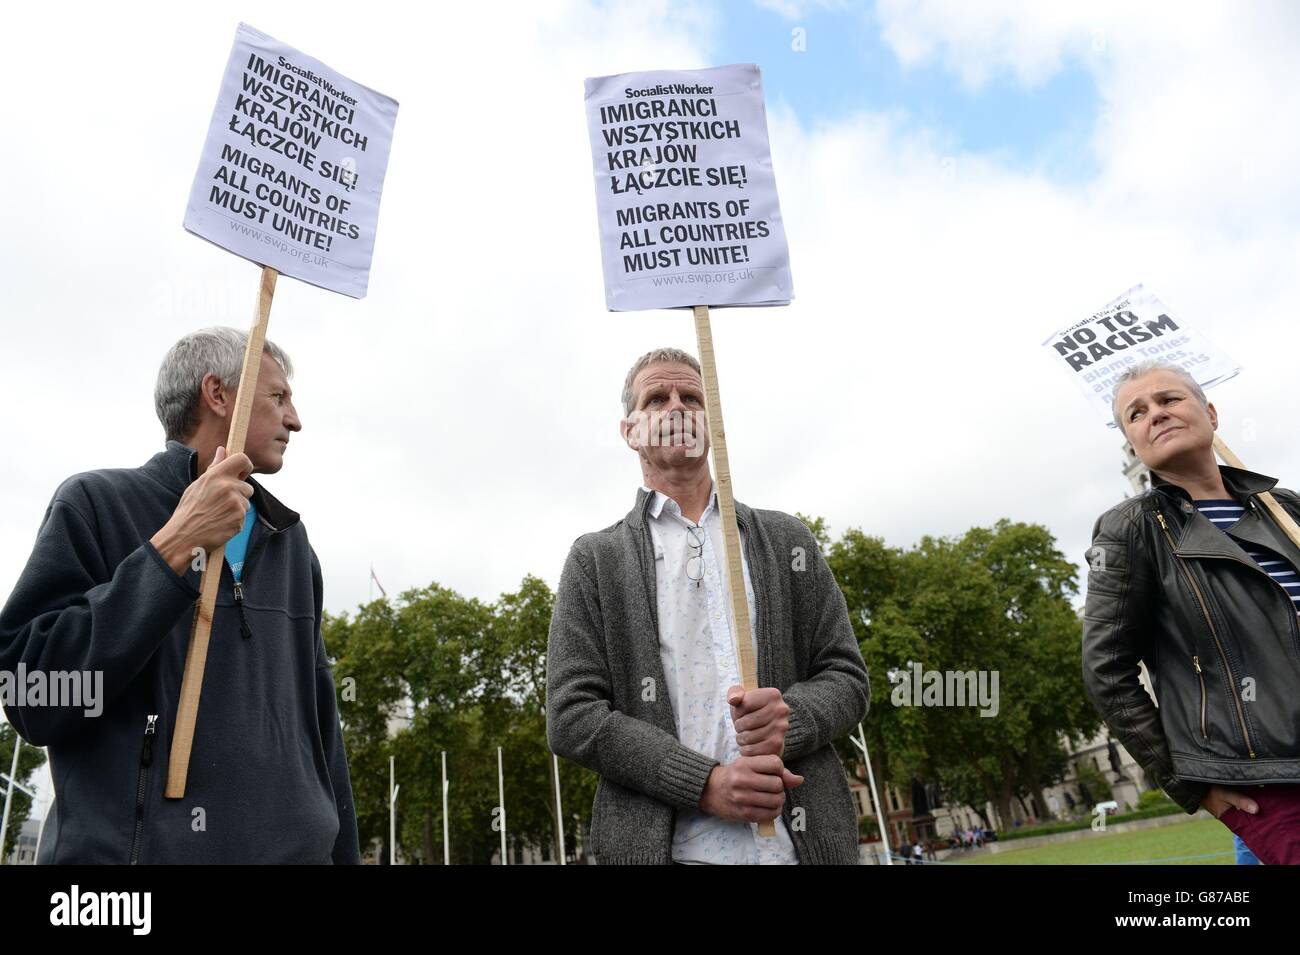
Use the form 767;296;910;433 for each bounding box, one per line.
643;483;798;865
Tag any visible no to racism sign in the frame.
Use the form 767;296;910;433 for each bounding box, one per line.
1042;284;1240;428
584;63;794;311
183;23;399;298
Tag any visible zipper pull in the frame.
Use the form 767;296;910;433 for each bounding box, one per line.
233;580;253;639
1192;655;1202;673
1156;512;1168;529
141;714;157;767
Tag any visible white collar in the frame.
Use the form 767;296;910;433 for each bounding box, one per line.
642;482;718;523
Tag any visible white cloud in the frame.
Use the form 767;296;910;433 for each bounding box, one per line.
876;0;1129;88
754;0;854;22
875;1;1300;231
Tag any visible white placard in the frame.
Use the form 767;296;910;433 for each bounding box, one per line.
584;63;794;311
1043;284;1240;427
184;23;399;298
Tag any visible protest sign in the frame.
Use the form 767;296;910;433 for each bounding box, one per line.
584;63;793;311
1043;284;1240;429
169;25;397;798
183;22;398;298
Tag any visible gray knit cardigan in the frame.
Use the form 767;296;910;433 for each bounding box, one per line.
546;488;870;864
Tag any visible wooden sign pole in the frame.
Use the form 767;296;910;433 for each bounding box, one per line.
1212;434;1300;550
165;265;278;798
692;304;775;837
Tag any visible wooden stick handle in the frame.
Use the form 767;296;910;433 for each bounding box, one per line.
693;304;775;837
1213;434;1300;552
165;266;278;798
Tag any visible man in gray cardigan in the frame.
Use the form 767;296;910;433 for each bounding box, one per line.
546;347;869;864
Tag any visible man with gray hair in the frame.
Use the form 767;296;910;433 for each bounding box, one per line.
546;346;870;864
0;327;360;864
1082;359;1300;864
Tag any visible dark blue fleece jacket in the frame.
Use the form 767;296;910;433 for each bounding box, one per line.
0;441;360;864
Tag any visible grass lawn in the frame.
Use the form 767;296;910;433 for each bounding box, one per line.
953;818;1237;865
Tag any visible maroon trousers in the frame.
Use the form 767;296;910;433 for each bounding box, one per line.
1218;784;1300;865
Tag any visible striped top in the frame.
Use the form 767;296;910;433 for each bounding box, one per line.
1194;499;1300;614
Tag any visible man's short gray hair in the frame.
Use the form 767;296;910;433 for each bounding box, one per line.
1111;359;1209;430
155;327;294;442
621;347;703;415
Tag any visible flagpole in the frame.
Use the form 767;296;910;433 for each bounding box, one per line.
498;746;507;865
553;752;566;866
441;750;450;866
389;755;399;865
850;722;891;865
0;733;20;863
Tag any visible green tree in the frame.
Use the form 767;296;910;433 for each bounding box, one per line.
817;517;1101;836
488;575;597;862
0;723;47;861
323;576;596;864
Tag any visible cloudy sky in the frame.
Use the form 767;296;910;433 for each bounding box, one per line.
5;1;1300;646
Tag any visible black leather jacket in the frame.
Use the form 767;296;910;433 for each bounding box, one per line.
1082;464;1300;814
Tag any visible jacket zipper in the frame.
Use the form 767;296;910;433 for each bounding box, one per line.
1155;511;1255;757
1192;655;1208;740
129;714;158;865
233;581;253;639
232;526;274;640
